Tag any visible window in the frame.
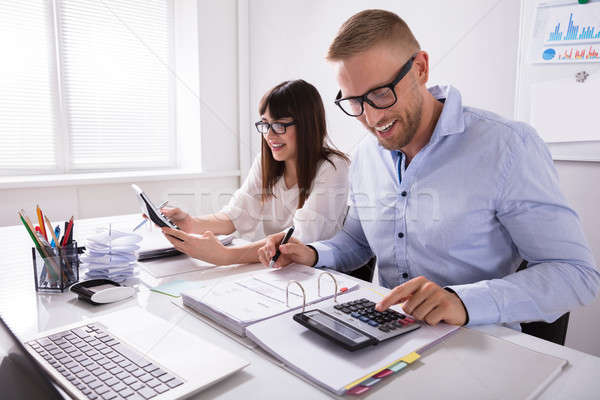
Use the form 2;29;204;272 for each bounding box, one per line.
0;0;174;175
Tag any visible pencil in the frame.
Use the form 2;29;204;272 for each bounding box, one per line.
18;211;57;282
44;215;61;249
36;205;48;241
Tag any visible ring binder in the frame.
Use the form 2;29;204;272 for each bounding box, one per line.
286;272;341;313
286;280;307;312
318;272;339;303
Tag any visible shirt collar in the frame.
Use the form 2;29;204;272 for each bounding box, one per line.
428;84;465;139
378;84;466;152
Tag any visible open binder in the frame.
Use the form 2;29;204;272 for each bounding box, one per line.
180;265;360;336
179;264;567;397
179;265;460;395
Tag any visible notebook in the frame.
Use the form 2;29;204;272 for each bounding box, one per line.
138;229;234;261
180;264;360;336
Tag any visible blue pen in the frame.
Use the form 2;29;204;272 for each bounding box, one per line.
133;200;169;231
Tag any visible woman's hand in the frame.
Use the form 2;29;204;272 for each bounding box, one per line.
160;207;194;233
257;232;317;268
161;227;231;265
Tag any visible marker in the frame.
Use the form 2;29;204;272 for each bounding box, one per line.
269;226;295;268
133;200;168;231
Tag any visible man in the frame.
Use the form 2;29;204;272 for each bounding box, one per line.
258;10;599;328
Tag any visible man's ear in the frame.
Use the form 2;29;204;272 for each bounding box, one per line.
414;51;430;85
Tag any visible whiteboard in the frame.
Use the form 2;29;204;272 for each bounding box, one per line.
515;0;600;161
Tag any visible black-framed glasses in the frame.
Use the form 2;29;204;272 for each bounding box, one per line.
255;120;296;135
334;53;417;117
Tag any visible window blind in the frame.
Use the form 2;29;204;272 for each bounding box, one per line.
0;0;57;172
59;0;173;170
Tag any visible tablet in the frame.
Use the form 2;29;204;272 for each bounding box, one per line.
131;184;178;229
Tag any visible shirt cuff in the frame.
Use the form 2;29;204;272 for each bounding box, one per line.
309;241;337;269
445;281;501;326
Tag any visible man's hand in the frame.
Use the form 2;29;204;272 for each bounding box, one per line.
376;276;467;326
257;232;317;268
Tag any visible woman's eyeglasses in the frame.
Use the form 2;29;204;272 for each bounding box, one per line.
255;121;296;135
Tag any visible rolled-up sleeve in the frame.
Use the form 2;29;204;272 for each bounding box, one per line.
448;125;600;326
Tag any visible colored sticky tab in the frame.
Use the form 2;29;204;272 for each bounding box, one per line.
373;369;393;379
340;287;348;292
362;377;381;387
347;385;370;395
389;361;408;373
344;352;421;390
400;352;420;364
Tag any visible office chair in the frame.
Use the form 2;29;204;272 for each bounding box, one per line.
517;260;570;345
340;205;377;284
347;257;376;283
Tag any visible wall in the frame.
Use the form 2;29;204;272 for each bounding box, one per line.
0;0;241;226
247;0;600;356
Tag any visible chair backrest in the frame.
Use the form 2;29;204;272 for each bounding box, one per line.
517;260;570;345
347;257;376;283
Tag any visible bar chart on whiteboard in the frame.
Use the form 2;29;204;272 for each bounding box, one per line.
531;1;600;63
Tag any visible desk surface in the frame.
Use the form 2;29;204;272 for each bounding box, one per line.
2;214;599;399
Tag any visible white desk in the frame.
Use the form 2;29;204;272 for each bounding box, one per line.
2;214;599;399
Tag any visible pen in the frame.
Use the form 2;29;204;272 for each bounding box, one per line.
61;216;73;247
269;226;295;268
133;200;168;231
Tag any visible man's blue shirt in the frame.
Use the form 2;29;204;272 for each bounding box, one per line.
312;85;599;327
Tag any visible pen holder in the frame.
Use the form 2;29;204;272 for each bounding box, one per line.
32;241;80;293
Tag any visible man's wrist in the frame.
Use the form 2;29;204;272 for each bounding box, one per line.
306;245;319;267
444;287;469;325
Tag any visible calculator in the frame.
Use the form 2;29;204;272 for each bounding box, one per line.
293;298;421;351
131;184;178;229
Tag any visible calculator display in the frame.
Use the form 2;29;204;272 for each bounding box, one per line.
304;310;369;343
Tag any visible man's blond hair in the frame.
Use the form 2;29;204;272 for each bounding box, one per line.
327;9;420;60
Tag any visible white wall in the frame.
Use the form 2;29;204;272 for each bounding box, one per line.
247;0;600;356
0;0;241;226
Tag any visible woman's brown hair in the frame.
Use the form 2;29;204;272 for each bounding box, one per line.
259;79;348;208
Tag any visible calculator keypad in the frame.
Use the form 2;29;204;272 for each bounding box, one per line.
329;298;420;342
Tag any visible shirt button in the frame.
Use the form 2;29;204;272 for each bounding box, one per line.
397;232;404;238
402;272;409;278
401;191;407;197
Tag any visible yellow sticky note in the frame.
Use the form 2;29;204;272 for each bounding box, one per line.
400;352;420;364
344;352;421;390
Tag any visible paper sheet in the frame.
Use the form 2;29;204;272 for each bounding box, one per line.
182;265;360;325
530;74;600;143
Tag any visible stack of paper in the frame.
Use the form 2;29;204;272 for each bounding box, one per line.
181;264;360;336
81;229;142;282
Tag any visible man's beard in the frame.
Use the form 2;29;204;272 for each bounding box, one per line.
373;88;423;151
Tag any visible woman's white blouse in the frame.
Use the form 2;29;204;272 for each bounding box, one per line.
221;154;350;243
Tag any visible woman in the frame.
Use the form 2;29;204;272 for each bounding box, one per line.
160;79;349;265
